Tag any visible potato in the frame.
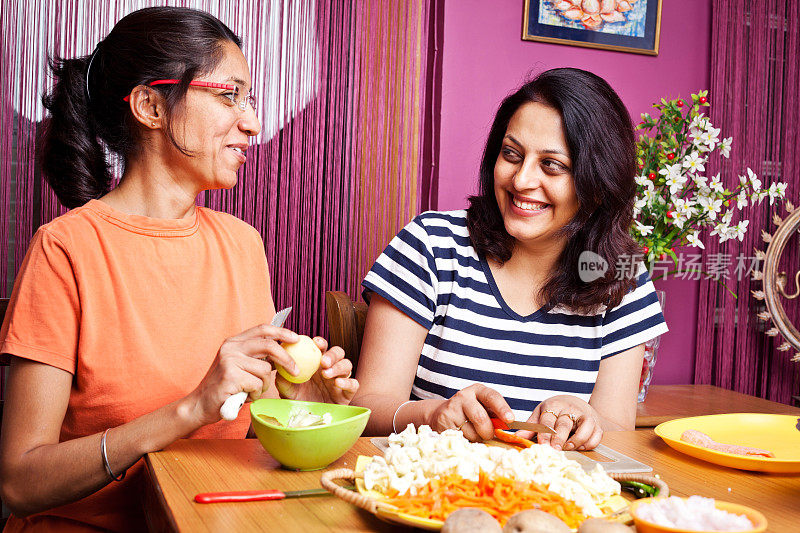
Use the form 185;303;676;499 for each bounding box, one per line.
442;508;502;533
502;509;570;533
577;518;634;532
276;335;322;383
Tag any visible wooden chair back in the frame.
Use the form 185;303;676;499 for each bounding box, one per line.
325;291;367;372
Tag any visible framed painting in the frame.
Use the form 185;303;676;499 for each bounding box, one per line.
523;1;663;56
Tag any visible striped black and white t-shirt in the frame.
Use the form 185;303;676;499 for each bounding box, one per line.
362;210;668;420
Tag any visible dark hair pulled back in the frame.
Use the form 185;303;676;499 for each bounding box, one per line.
39;6;241;208
466;67;640;313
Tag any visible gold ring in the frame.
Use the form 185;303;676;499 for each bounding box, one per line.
456;420;468;431
567;413;579;424
542;409;558;418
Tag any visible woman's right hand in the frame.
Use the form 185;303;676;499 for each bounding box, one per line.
426;384;514;442
184;323;302;426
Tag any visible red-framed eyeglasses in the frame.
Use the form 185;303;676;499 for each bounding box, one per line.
123;79;256;112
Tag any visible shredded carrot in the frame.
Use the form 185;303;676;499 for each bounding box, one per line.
383;471;587;528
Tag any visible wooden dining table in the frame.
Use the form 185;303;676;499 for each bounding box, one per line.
144;386;800;532
635;384;800;427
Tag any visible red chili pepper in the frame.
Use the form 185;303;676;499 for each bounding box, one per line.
494;429;534;448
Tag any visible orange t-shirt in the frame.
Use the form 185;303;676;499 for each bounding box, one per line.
0;200;273;532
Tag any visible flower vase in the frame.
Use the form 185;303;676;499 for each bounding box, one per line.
638;290;665;402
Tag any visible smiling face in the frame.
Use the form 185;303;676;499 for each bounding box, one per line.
493;101;579;252
165;40;261;192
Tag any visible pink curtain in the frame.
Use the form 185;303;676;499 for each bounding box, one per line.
0;0;439;333
695;0;800;403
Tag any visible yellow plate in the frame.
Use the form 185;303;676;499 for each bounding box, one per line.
654;413;800;473
630;497;767;533
353;455;629;531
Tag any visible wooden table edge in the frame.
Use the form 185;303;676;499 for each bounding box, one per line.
144;453;181;533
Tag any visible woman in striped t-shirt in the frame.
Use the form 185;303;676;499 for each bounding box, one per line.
351;68;667;452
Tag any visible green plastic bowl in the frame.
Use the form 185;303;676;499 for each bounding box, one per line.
250;399;370;471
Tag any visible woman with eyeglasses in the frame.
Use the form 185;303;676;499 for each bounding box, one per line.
0;7;357;531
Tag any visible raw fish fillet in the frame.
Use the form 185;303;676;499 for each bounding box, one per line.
680;429;774;458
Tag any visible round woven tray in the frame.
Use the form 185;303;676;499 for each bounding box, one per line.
320;468;669;524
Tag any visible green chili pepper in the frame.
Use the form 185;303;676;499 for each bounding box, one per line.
620;480;659;499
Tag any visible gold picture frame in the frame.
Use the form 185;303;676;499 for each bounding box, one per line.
523;0;663;56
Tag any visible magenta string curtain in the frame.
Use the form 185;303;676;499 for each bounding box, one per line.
0;0;438;334
695;0;800;404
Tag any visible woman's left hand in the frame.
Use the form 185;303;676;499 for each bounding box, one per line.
275;337;359;404
515;395;602;451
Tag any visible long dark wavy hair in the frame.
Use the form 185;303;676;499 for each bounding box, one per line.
38;7;241;209
466;68;639;313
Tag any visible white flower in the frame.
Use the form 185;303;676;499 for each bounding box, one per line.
665;173;688;195
770;182;788;200
747;168;761;191
767;183;787;205
634;220;654;236
643;188;657;205
736;190;748;209
721;209;733;226
708;173;724;194
633;196;648;218
659;163;682;181
751;189;768;205
693;174;708;189
635;174;650;187
673;197;697;218
697;196;723;220
720;137;732;158
698;126;720;152
710;221;730;243
672;211;688;229
731;220;749;241
689;114;707;137
686;231;705;249
682;152;706;173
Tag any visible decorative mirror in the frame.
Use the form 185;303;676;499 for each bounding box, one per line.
752;202;800;362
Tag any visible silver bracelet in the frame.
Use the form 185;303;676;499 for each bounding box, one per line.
101;428;126;482
392;400;415;433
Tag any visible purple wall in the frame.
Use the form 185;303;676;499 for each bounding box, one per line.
437;0;712;384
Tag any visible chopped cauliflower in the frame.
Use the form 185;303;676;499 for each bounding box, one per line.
363;424;620;517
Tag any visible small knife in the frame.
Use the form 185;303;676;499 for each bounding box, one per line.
194;486;355;504
491;417;556;434
219;307;293;421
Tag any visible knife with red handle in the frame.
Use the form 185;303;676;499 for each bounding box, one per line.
195;487;351;503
